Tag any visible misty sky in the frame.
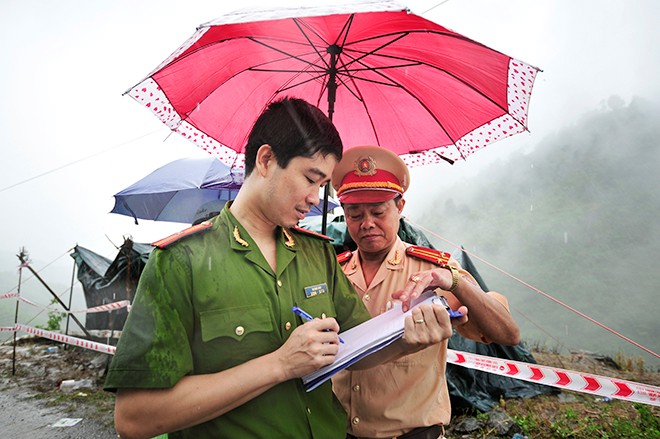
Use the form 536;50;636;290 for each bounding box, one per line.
1;0;659;290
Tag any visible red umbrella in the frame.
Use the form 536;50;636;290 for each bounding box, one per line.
127;0;539;169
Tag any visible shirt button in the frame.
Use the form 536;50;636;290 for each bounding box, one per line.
364;293;370;301
307;407;311;414
285;321;291;330
235;326;245;336
352;384;360;392
352;416;360;425
277;280;283;287
321;313;326;319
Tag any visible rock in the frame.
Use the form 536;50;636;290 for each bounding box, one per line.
558;392;578;403
452;416;484;433
59;378;95;393
486;409;516;435
90;353;109;369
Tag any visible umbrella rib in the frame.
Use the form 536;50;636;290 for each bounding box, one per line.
337;49;461;158
249;28;512;122
292;14;357;113
338;28;514;113
345;29;515;118
251;29;468;152
248;36;327;72
351;47;509;114
292;17;333;71
334;40;520;159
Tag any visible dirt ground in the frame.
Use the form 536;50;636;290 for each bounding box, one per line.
0;337;117;438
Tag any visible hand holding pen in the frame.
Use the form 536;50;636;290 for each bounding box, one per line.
292;306;344;344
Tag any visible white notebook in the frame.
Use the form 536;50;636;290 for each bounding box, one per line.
302;291;438;391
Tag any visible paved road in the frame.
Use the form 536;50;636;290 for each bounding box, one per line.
0;379;117;439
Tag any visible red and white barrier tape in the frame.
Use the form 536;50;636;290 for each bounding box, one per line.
448;349;660;406
3;323;658;407
56;299;130;314
1;293;131;315
2;324;116;355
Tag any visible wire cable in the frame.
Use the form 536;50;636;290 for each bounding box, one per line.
407;218;660;360
421;0;452;15
0;129;162;193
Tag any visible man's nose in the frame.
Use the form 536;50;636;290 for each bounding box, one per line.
360;214;375;229
307;188;321;206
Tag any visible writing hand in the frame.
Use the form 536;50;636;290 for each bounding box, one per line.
275;317;341;380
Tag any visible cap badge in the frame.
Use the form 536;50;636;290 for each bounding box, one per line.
354;156;377;176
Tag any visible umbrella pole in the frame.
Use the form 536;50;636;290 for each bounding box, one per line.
321;184;331;235
321;45;341;236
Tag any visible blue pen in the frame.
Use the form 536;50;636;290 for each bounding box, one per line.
292;306;344;343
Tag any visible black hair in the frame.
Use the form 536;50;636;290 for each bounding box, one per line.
244;97;343;175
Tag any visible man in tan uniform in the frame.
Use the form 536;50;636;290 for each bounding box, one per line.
331;146;521;439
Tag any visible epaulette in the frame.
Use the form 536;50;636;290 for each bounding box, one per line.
151;221;213;249
406;246;451;266
290;225;334;242
337;250;353;265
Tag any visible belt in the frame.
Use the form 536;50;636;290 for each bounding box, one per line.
346;425;443;439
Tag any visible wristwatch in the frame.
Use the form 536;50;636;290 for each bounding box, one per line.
433;295;463;319
440;264;460;292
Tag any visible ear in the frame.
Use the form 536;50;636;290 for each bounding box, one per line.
254;144;274;177
396;197;406;214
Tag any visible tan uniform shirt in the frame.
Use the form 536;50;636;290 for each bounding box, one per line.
332;237;508;438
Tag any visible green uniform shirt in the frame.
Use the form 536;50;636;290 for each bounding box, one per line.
105;205;370;438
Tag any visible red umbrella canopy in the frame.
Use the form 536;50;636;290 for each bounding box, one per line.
129;1;539;168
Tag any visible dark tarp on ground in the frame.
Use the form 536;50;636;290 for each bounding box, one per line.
70;239;152;330
301;216;558;412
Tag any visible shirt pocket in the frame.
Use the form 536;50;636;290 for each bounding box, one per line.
200;304;274;343
296;293;337;320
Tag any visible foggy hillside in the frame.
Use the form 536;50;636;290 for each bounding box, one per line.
418;96;660;368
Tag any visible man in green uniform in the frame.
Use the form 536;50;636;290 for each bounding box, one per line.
105;98;454;439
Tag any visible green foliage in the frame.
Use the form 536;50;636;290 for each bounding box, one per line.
35;298;65;331
509;400;660;439
634;403;660;437
513;413;538;431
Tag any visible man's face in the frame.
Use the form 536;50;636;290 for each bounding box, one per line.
266;152;338;228
343;198;404;256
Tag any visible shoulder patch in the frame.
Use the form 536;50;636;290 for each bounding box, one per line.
406;246;451;266
151;221;213;249
290;225;334;242
337;250;353;265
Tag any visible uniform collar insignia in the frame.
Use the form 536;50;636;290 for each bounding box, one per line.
283;228;296;248
233;226;249;247
387;250;402;266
